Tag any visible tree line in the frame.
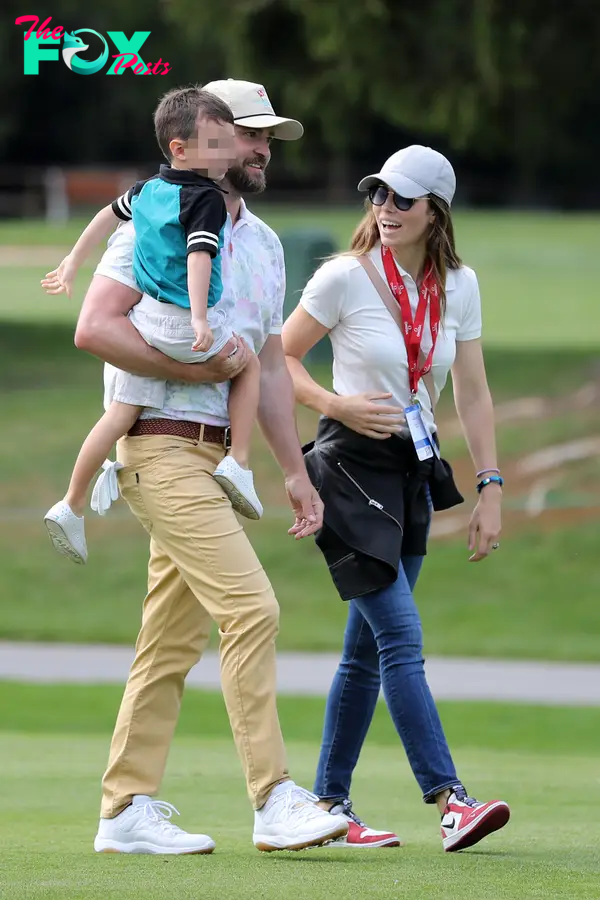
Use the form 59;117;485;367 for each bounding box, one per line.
2;0;599;206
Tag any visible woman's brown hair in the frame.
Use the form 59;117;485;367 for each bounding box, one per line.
346;195;462;316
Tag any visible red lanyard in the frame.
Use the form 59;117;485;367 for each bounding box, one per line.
381;245;440;399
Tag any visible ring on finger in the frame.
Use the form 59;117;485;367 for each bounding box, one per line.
227;345;239;359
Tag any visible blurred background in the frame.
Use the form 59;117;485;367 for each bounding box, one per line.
0;4;599;895
1;0;599;658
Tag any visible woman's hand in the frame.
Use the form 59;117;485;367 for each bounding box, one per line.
468;484;502;561
330;392;405;439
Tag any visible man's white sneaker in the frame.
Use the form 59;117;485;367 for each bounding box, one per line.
213;456;263;520
93;795;215;855
44;500;88;564
253;781;348;852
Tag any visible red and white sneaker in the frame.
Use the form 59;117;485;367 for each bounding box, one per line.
441;787;510;852
327;800;401;849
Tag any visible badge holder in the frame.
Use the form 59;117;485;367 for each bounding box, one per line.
357;256;441;462
404;391;441;461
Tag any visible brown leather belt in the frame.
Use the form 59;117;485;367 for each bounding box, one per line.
127;417;229;446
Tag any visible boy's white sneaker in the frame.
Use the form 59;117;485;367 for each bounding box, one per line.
44;500;88;565
93;795;215;855
253;781;349;852
213;456;263;520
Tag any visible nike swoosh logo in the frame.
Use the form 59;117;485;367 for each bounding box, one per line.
359;828;389;839
442;816;457;830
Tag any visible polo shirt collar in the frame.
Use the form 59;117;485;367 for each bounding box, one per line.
159;164;227;192
446;269;457;290
372;242;457;290
238;198;259;226
230;197;260;231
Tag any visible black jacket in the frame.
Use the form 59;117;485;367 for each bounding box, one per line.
303;416;464;601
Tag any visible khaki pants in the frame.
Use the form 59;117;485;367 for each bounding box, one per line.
100;433;288;818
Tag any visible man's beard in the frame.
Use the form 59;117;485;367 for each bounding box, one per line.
227;158;268;194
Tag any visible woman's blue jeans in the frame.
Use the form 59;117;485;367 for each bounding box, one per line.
313;554;459;804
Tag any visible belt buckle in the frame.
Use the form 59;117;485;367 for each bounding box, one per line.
224;426;231;450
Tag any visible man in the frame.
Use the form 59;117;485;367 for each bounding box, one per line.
79;79;349;855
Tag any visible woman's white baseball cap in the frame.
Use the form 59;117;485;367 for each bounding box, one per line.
203;78;304;141
358;145;456;206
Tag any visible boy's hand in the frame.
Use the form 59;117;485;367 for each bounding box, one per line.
192;317;214;353
183;334;249;382
41;255;78;297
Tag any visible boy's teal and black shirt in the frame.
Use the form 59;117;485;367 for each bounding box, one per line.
112;164;227;310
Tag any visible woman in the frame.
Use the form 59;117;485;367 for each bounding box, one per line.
282;145;510;852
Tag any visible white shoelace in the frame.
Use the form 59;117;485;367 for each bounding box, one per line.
141;799;184;833
269;785;327;823
293;786;320;803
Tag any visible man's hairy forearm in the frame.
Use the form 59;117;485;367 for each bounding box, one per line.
75;305;190;379
74;275;211;382
257;364;307;477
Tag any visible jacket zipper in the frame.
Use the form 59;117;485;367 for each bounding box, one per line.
336;461;403;532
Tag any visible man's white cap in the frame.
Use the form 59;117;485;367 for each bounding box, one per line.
203;78;304;141
358;145;456;207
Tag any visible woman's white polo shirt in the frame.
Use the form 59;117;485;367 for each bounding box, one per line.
299;243;482;433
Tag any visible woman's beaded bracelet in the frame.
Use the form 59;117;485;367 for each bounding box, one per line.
476;467;500;478
476;474;504;494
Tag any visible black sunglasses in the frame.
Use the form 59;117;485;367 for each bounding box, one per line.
367;184;428;211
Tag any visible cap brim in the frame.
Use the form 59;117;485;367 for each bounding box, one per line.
357;172;428;198
233;114;304;141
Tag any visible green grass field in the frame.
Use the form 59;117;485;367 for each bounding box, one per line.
0;212;598;898
2;209;600;345
0;211;599;660
1;321;599;659
0;684;598;899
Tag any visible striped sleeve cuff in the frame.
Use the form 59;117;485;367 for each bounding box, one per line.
112;192;133;221
187;230;219;256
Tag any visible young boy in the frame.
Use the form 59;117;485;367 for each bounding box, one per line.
43;86;263;565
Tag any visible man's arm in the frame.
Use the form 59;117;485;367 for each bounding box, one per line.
257;334;307;476
74;211;249;381
75;274;248;382
74;211;250;386
74;274;190;379
257;334;323;535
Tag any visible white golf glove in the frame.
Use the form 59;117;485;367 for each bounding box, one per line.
90;459;123;516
